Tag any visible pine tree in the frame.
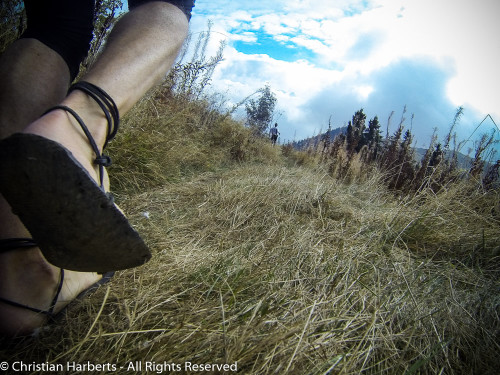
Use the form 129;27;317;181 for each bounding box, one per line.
365;116;382;160
469;133;495;178
414;131;437;190
321;116;332;156
483;160;500;189
346;109;366;154
382;123;404;170
391;129;415;191
429;143;443;168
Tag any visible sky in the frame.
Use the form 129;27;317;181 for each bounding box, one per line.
185;0;499;155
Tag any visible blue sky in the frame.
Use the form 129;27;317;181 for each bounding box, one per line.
185;0;499;156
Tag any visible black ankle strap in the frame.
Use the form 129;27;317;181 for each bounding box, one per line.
0;238;64;317
0;269;64;317
0;238;37;253
68;81;120;149
43;82;119;190
47;105;110;189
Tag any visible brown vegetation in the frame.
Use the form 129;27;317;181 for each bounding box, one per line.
1;7;499;374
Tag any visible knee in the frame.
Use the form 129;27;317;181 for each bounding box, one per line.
21;0;95;81
128;0;195;21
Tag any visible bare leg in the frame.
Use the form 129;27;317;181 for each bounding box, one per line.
0;2;189;335
0;39;102;336
27;1;189;152
0;38;69;137
0;38;69;242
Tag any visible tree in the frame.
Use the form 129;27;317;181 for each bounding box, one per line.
81;0;124;72
483;159;500;189
381;122;404;170
469;132;496;178
390;129;415;190
245;84;277;136
414;130;438;188
365;116;382;160
321;116;333;154
346;108;366;154
429;143;443;168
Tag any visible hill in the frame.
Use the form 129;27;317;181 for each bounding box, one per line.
292;126;347;150
1;7;499;374
1;88;499;374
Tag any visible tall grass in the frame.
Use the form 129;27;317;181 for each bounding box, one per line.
1;17;498;374
1;161;498;374
107;86;281;194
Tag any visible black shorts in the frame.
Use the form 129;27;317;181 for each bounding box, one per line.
21;0;195;80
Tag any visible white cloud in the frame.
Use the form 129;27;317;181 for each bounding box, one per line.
274;35;291;43
230;32;257;43
354;85;374;100
368;0;500;120
213;46;342;98
188;0;500;144
289;35;330;56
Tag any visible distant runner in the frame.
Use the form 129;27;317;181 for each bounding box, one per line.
270;123;279;145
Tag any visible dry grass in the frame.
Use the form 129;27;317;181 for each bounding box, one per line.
5;11;497;374
2;162;498;374
107;90;281;194
1;67;498;373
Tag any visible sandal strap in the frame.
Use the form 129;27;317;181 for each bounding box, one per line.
0;238;64;317
41;82;119;190
0;238;37;252
0;297;55;316
0;270;64;317
47;105;110;189
68;81;120;149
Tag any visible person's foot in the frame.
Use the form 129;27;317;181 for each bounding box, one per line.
0;91;111;336
0;241;104;336
0;84;150;274
22;88;110;184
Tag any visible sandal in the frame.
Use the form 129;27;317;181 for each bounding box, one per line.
0;238;64;318
0;82;151;272
0;238;114;322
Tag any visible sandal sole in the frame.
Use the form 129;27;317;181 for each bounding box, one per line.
0;133;151;273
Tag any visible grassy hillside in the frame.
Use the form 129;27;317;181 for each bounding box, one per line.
2;5;497;373
1;88;499;374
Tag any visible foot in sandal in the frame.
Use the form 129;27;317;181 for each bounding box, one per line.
0;1;192;336
0;82;151;273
